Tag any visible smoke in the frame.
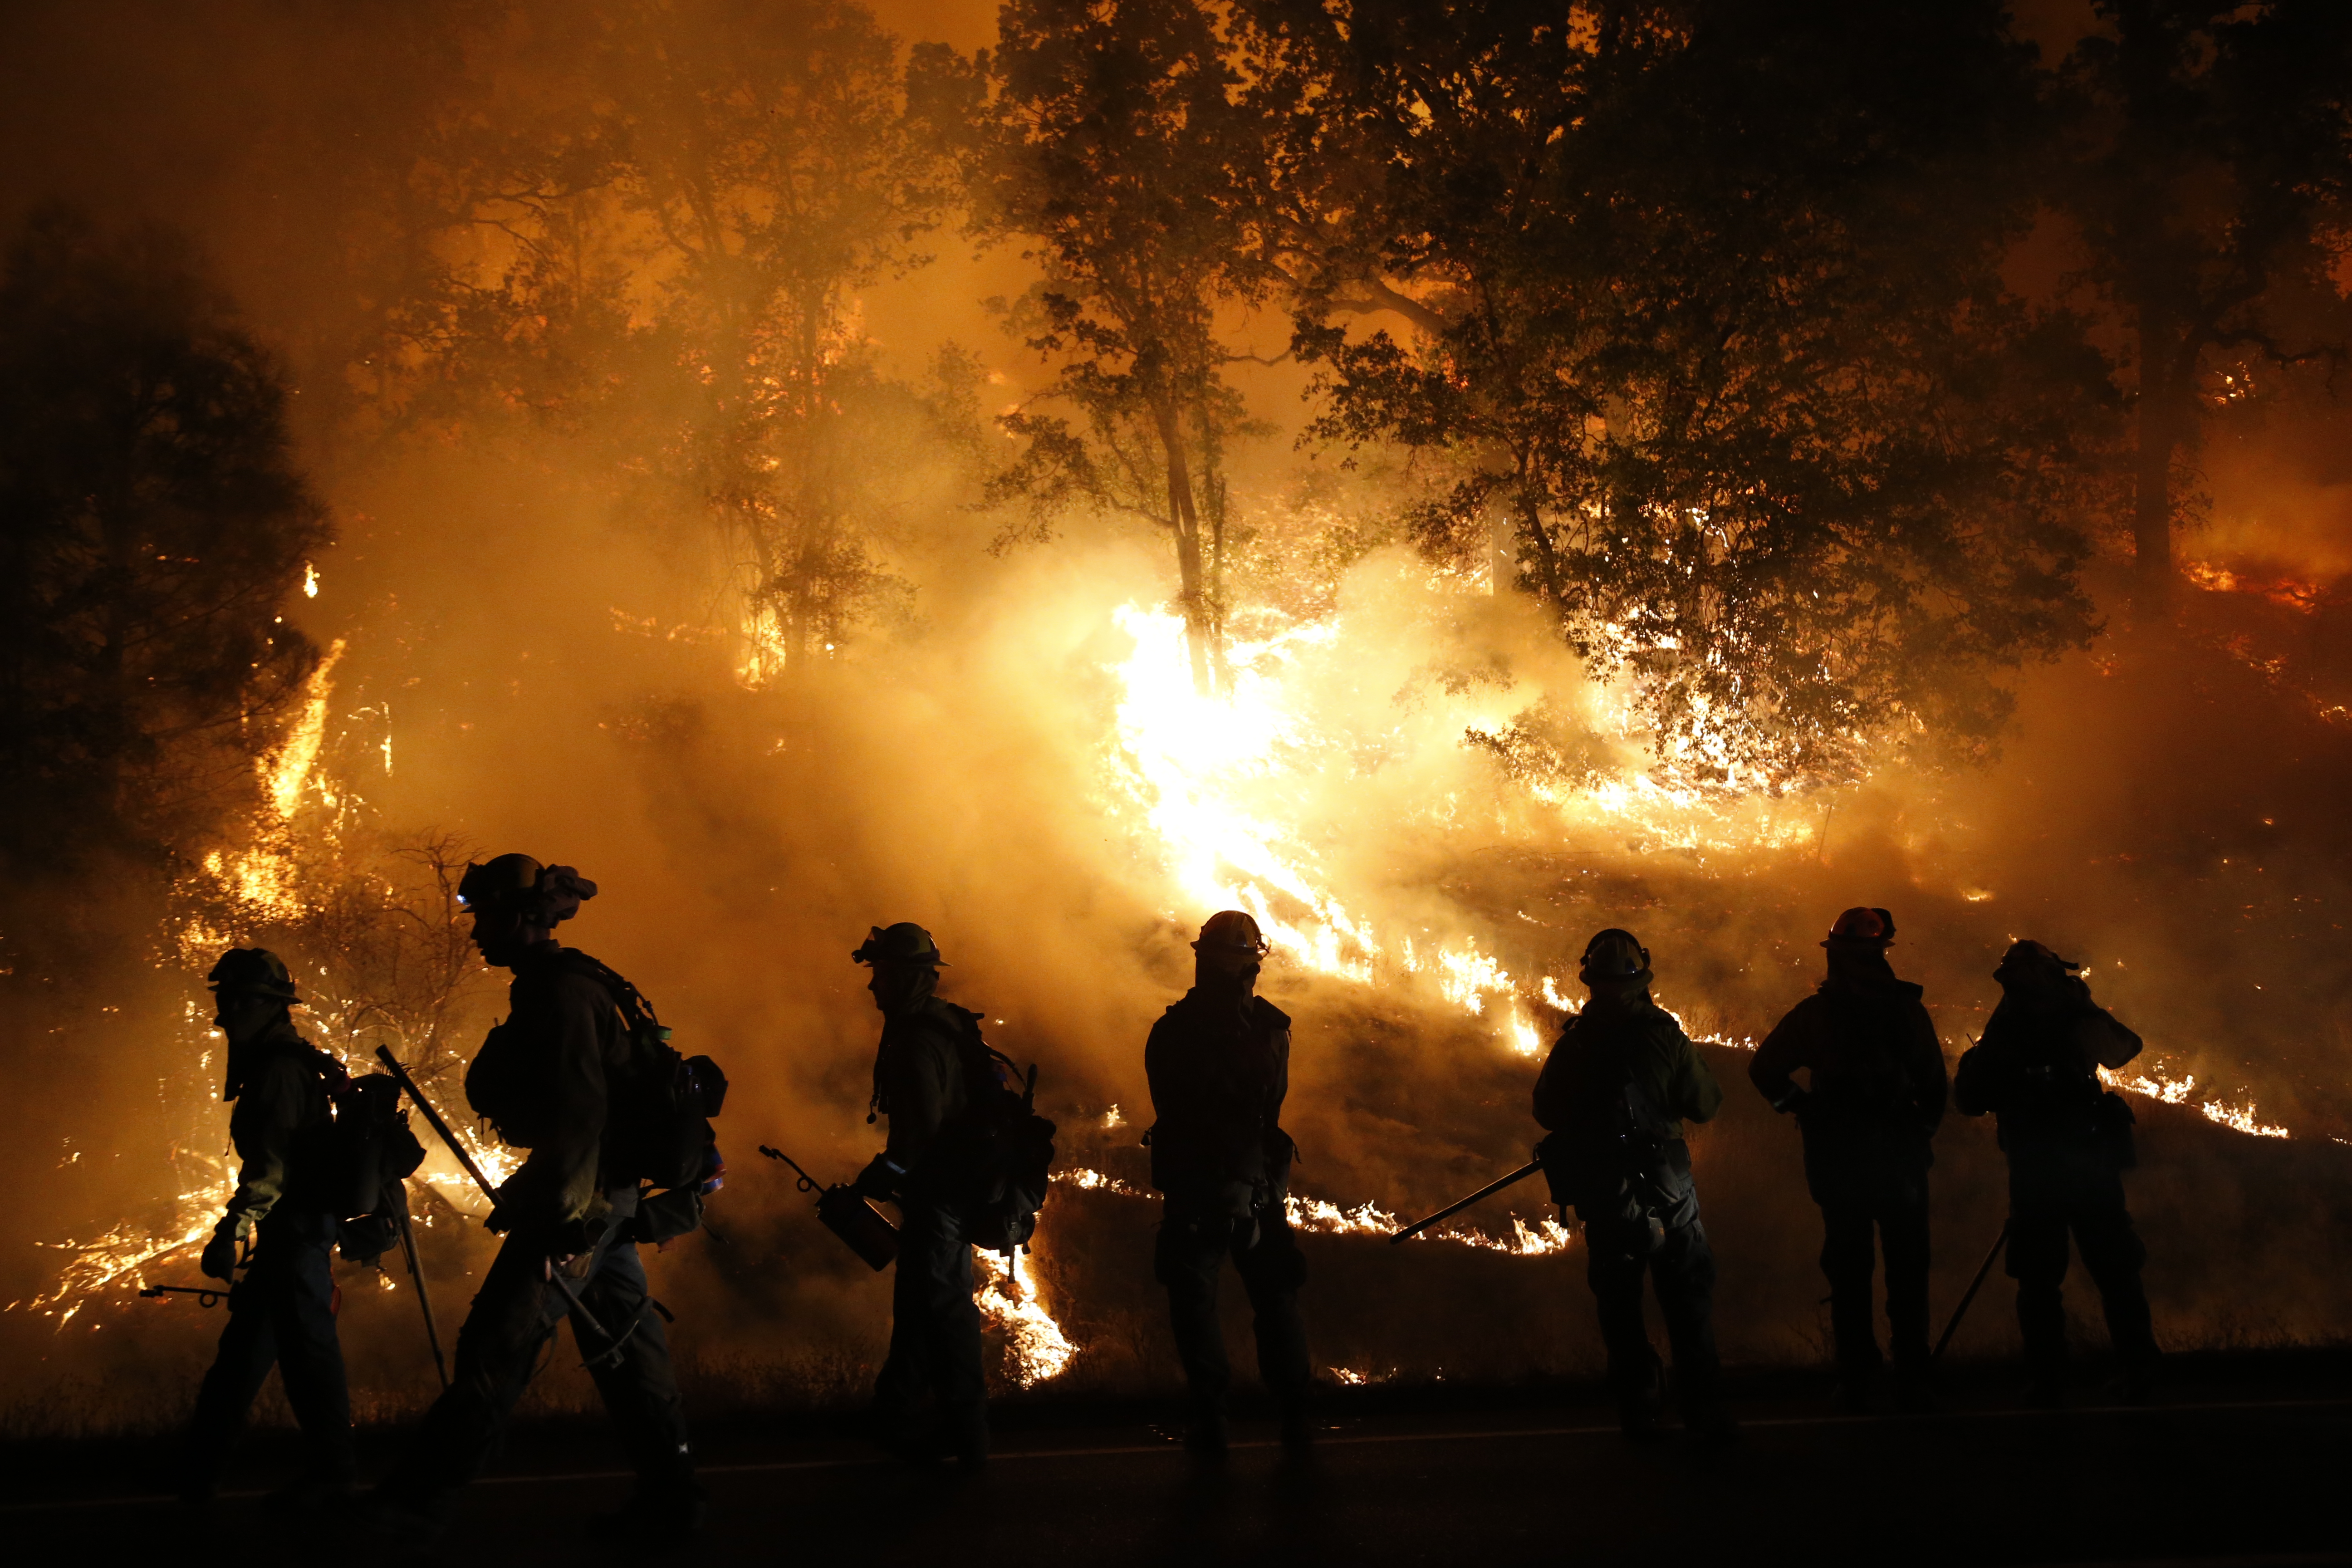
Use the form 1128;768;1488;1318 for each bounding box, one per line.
4;0;2351;1433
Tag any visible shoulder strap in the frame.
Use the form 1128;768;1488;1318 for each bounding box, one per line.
558;948;660;1032
300;1045;352;1100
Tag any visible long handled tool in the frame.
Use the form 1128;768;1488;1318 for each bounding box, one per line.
138;1284;228;1308
375;1046;637;1370
1933;1219;2012;1362
1389;1158;1547;1245
392;1197;449;1389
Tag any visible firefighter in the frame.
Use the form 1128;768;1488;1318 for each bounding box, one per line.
1144;910;1313;1455
1955;940;2158;1404
180;948;355;1511
372;855;700;1542
851;921;991;1467
1751;907;1948;1412
1534;928;1732;1441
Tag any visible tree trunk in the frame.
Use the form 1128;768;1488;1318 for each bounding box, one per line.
1152;398;1214;693
2133;305;2180;615
1200;444;1232;692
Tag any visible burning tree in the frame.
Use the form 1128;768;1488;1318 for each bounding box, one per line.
931;0;1282;692
0;206;332;880
1265;0;2111;789
356;0;958;679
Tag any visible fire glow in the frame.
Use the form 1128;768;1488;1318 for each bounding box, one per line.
1053;1168;1574;1259
1104;600;2287;1134
975;1245;1076;1388
1106;603;1550;1056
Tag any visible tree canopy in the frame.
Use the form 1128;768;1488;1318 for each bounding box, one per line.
1269;0;2114;786
2061;0;2352;608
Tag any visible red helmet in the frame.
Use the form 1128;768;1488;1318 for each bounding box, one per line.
1823;906;1896;947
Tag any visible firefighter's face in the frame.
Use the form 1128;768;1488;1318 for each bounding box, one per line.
1197;942;1262;989
867;959;935;1014
213;989;283;1042
470;904;543;967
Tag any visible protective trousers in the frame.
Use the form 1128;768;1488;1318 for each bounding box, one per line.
874;1199;985;1445
2005;1147;2157;1384
1156;1201;1311;1417
1812;1158;1932;1378
183;1209;352;1494
1576;1179;1723;1416
380;1192;692;1521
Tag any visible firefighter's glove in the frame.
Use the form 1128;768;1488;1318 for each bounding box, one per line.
339;1213;398;1266
200;1227;240;1284
852;1154;903;1202
1771;1086;1811;1116
546;1215;605;1262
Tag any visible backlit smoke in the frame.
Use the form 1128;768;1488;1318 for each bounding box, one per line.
4;0;2350;1431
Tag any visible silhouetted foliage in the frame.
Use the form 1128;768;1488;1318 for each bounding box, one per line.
2060;0;2352;607
925;0;1279;691
361;0;957;676
0;207;330;872
1271;0;2111;787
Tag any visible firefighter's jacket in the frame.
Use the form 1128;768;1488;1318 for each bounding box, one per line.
219;1019;337;1241
1752;975;1947;1165
488;944;629;1238
1955;990;2143;1154
872;997;976;1172
1534;997;1723;1140
1145;990;1292;1213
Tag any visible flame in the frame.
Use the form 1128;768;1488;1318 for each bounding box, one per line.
186;636;350;932
2183;559;2328;614
1052;1166;1143;1196
974;1246;1076;1388
266;638;345;822
1109;605;1378;984
1285;1192;1575;1257
13;1159;234;1326
1103;606;1555;1044
1105;604;1807;1060
1053;1163;1574;1257
2102;1065;2289;1138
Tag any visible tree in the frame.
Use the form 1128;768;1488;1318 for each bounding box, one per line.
1274;0;2107;787
932;0;1279;691
360;0;954;677
0;207;331;871
2062;0;2352;610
